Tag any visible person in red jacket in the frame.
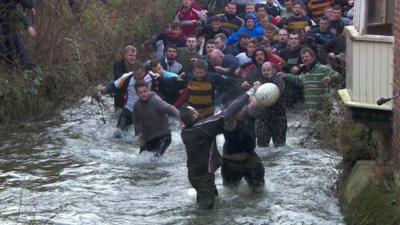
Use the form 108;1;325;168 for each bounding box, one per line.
175;0;206;36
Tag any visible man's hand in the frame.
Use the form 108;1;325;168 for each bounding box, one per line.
277;72;286;78
139;134;145;147
27;26;36;37
328;52;336;59
153;73;161;79
321;76;332;87
214;66;227;73
253;81;261;90
192;20;201;26
291;66;300;74
241;81;251;89
234;68;241;76
99;86;107;95
178;72;185;81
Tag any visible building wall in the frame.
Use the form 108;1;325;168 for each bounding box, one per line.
393;0;400;186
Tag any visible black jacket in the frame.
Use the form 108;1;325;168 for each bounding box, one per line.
223;107;256;155
112;59;129;108
181;93;250;173
249;74;286;118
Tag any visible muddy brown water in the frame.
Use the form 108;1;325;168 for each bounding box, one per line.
0;96;344;225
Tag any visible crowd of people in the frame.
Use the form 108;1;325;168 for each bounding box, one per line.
101;0;350;210
3;0;352;210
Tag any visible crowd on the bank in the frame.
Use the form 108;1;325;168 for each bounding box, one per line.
102;0;351;209
2;0;353;210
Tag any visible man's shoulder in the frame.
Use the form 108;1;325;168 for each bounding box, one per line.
300;15;311;21
309;27;319;34
311;63;333;73
236;52;246;58
177;47;187;56
113;59;125;67
213;13;226;20
233;15;244;23
177;47;186;52
288;15;310;21
225;53;237;60
120;71;134;79
279;47;290;54
271;53;284;61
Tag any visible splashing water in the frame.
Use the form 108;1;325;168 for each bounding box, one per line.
0;96;344;225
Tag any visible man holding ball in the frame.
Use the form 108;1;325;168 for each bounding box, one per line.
243;61;287;147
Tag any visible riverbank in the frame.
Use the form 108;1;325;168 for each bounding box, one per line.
311;91;400;225
0;0;180;124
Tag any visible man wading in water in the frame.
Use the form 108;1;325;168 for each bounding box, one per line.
179;83;260;209
133;81;180;158
100;62;151;137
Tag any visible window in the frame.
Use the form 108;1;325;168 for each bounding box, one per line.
366;0;395;35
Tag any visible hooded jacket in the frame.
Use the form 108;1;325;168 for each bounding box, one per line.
227;13;265;45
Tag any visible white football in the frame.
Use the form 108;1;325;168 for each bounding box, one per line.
255;83;280;107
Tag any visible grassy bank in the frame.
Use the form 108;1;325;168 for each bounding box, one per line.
311;91;399;224
0;0;180;124
344;185;400;225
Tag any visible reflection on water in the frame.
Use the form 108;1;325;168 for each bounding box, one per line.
0;96;344;225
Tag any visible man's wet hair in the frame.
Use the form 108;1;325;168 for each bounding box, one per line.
240;32;250;39
211;15;222;23
132;61;144;71
150;59;160;69
301;47;316;58
332;5;342;12
134;80;149;91
187;34;197;40
259;40;270;48
262;61;276;73
206;39;216;46
227;2;237;7
166;44;178;51
252;47;268;63
193;59;208;71
248;38;259;46
290;29;302;36
293;0;304;7
256;4;266;11
279;28;289;34
215;33;227;42
320;16;329;22
171;21;182;30
179;105;196;127
123;45;137;55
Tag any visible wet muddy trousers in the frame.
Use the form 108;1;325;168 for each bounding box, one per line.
116;108;133;132
221;155;265;191
188;173;218;209
140;134;172;157
256;116;287;147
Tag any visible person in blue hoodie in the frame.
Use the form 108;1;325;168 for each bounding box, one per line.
227;13;264;45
